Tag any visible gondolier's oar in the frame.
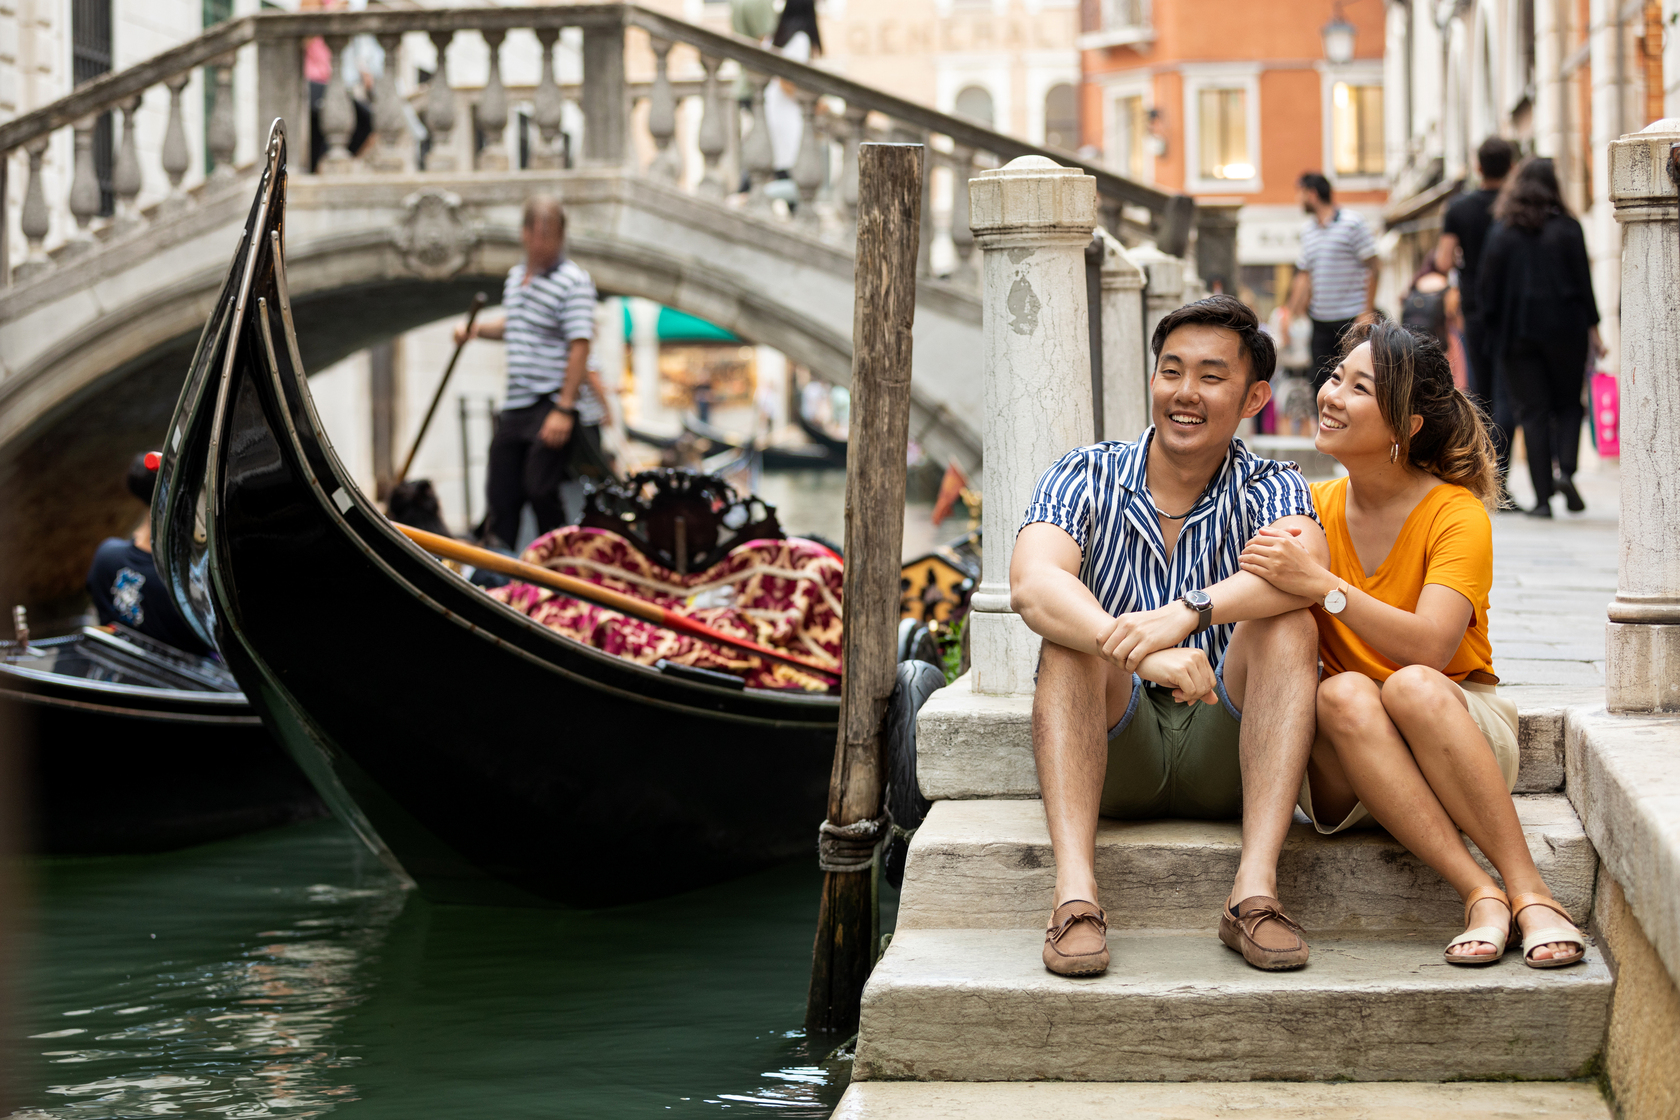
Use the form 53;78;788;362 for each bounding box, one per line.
393;523;842;682
393;292;487;488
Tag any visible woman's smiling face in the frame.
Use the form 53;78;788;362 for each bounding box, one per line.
1315;341;1393;460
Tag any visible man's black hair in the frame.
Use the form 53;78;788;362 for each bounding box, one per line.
1298;172;1332;203
1476;136;1515;182
126;452;156;504
1150;294;1277;385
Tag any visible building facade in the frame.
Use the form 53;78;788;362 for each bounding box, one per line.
1381;0;1678;373
1078;0;1388;309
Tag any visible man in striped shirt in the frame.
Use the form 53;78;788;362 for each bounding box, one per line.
455;195;603;547
1012;296;1329;977
1278;173;1379;391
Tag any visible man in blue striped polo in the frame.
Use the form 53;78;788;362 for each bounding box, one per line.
1012;295;1328;977
455;194;603;548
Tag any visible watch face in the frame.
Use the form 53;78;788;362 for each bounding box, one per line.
1323;588;1348;615
1185;589;1212;609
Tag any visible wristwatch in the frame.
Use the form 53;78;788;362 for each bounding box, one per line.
1323;580;1350;615
1178;589;1214;634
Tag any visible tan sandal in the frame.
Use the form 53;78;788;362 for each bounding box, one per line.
1444;884;1511;965
1510;891;1587;969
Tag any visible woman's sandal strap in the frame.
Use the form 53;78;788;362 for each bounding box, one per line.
1446;926;1509;952
1521;926;1586;956
1509;892;1571;923
1461;884;1510;926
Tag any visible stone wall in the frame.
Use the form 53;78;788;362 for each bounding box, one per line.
1595;875;1680;1120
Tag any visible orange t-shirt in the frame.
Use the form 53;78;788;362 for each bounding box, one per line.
1309;476;1495;684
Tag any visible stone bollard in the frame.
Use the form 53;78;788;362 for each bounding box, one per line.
1130;242;1186;370
1607;118;1680;713
967;156;1097;695
1096;228;1149;444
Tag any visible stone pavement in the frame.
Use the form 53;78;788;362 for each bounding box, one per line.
1488;454;1617;691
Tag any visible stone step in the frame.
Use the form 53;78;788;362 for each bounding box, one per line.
853;928;1612;1083
834;1080;1613;1119
896;795;1597;933
916;675;1604;801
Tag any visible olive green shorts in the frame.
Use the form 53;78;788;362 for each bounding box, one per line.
1099;669;1243;820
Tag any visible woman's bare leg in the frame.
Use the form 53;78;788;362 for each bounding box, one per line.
1316;673;1507;955
1379;666;1579;960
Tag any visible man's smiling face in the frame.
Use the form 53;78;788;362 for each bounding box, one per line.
1149;323;1270;460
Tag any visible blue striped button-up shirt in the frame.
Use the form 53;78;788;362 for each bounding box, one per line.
1019;427;1319;668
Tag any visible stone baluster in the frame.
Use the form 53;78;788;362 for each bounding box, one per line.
1129;241;1185;363
645;38;679;184
532;28;565;170
837;104;867;230
949;144;976;284
14;137;52;281
477;29;509;171
66;117;101;253
207;55;237;180
319;36;356;173
425;31;457;172
696;54;727;199
157;74;192;214
740;73;775;213
967;156;1098;695
369;33;408;172
1606;118;1680;712
112;95;144;232
790;88;824;226
1095;228;1149;442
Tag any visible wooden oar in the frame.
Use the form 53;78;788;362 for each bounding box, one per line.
393;523;842;682
394;292;487;488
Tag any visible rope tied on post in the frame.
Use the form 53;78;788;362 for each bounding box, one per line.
816;813;890;872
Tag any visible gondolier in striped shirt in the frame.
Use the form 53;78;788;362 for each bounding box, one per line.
1010;295;1329;978
455;194;609;548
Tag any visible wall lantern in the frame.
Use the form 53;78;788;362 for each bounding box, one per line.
1322;2;1356;65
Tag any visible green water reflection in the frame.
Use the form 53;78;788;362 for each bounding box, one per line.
13;818;887;1118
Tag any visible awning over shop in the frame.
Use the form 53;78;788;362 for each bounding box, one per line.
620;303;742;343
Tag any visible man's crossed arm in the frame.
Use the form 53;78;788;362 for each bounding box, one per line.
1010;515;1328;703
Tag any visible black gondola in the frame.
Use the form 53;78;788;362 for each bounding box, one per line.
0;622;323;853
151;123;840;907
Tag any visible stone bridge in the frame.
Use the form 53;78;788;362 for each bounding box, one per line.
0;2;1201;618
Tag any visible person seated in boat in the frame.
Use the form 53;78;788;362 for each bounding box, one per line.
1012;295;1327;978
453;194;604;549
85;452;210;656
1237;322;1586;970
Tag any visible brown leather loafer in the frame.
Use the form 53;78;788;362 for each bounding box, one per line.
1043;899;1109;976
1219;895;1309;970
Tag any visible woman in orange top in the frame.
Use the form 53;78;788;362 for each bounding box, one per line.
1239;322;1585;970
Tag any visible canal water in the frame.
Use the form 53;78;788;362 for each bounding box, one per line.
12;817;899;1118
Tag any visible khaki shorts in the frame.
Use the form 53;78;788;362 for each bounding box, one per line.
1298;679;1520;834
1101;669;1244;820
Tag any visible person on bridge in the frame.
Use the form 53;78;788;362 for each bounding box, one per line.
1010;295;1326;977
454;195;606;549
85;453;210;656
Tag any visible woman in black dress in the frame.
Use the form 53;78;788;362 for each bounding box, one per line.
1479;158;1601;516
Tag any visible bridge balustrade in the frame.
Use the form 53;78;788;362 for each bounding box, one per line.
0;3;1193;291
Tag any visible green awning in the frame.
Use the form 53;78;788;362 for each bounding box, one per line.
619;303;741;343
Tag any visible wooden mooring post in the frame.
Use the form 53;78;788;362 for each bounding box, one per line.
806;142;923;1037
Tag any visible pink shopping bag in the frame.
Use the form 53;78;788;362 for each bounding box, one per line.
1590;371;1619;457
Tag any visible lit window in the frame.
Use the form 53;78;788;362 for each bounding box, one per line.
1331;82;1384;176
1114;94;1145;180
1198;88;1252;180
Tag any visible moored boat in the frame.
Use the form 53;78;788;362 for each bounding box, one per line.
0;622;323;853
152;123;840;906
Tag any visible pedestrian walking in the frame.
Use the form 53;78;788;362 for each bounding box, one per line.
1278;173;1379;392
1478;158;1601;518
1436;136;1517;484
763;0;822;201
454;195;604;549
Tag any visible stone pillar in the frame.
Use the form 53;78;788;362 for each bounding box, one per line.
629;297;673;433
1193;203;1240;295
967;156;1097;695
581;22;627;167
1096;228;1149;443
1130;242;1186;368
1606;118;1680;713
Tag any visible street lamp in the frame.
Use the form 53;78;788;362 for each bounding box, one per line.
1322;2;1356;65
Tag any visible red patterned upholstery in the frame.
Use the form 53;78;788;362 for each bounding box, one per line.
490;527;844;691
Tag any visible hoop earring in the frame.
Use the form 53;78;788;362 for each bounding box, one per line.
1389;441;1400;464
